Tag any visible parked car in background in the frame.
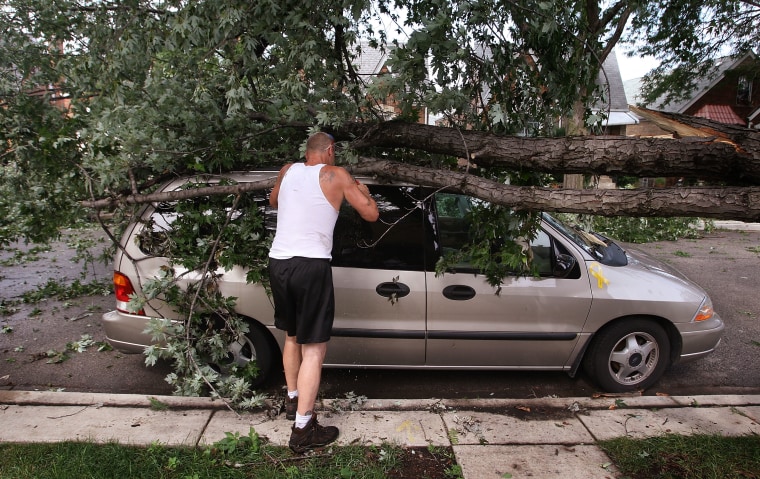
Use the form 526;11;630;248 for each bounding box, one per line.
102;171;724;392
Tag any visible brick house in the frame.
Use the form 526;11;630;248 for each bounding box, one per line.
626;51;760;136
354;42;428;124
1;38;71;114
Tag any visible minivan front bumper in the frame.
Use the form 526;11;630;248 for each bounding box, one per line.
676;315;725;364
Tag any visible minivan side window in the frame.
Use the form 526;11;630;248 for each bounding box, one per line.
136;192;273;258
433;192;557;277
331;185;436;271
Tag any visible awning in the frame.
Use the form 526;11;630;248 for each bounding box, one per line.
592;111;640;126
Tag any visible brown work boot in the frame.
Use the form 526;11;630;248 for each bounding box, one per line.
289;414;339;453
284;396;297;420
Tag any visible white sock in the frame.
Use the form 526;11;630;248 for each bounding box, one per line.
295;412;312;429
288;390;298;399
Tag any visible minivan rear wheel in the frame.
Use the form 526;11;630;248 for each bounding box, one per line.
210;321;279;389
583;318;671;392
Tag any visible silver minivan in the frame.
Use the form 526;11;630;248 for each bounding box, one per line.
102;171;724;392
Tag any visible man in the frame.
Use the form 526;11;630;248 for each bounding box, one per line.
268;132;379;453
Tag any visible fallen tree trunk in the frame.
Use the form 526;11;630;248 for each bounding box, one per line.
338;120;760;185
81;110;760;220
350;159;760;221
82;158;760;221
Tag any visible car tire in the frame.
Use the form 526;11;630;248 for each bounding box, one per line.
583;318;671;393
213;320;280;389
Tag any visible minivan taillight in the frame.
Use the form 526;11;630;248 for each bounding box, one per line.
113;271;144;315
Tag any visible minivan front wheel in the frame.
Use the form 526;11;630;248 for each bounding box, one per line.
584;318;671;392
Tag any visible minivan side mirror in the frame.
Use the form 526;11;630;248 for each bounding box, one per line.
553;253;577;278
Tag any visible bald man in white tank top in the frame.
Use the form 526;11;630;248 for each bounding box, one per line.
268;132;378;453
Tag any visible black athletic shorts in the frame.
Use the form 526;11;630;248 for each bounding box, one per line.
268;257;335;344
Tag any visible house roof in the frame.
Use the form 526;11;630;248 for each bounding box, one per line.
597;51;629;110
693;104;745;125
594;50;638;125
623;77;644;105
354;42;389;76
653;52;757;113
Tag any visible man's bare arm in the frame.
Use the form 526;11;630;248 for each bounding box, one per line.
342;174;379;222
269;163;293;208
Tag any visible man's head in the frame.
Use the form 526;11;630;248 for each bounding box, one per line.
305;132;335;165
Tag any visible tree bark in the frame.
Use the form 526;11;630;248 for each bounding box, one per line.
81;113;760;221
350;159;760;221
338;121;760;185
80;158;760;220
81;178;276;210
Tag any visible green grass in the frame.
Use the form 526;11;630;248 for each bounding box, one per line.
600;434;760;479
2;433;757;478
0;440;445;479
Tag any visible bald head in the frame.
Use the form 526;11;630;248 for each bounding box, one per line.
306;132;334;153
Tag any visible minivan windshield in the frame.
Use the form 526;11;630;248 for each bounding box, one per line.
542;213;628;266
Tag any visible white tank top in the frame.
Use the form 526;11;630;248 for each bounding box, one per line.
269;163;339;259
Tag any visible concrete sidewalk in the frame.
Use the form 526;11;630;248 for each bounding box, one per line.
711;220;760;231
1;391;759;478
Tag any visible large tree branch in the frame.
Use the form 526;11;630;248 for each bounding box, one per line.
79;108;760;221
81;178;276;210
338;120;760;184
349;159;760;221
81;158;760;220
599;7;633;63
210;108;760;184
638;108;760;149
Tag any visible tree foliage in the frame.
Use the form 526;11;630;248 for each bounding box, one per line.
3;0;758;231
0;83;90;244
624;0;760;105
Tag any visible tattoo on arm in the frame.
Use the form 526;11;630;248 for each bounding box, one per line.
320;170;336;183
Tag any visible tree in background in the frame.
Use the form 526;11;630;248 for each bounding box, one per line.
625;0;759;105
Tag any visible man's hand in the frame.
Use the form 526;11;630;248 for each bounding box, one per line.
355;179;371;197
344;176;379;222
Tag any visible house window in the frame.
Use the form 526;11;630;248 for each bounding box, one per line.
737;76;752;105
379;104;397;120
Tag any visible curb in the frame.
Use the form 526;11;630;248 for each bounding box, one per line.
0;390;230;410
3;390;760;411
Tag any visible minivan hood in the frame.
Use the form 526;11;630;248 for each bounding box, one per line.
624;245;701;289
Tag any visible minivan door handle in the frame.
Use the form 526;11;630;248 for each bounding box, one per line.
375;282;411;298
442;285;476;301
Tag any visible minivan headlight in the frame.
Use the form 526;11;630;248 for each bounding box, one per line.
693;298;714;322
